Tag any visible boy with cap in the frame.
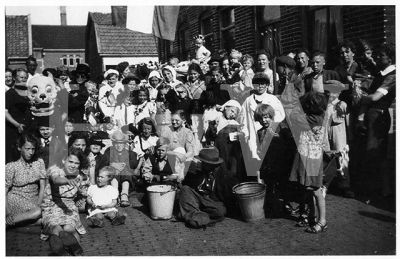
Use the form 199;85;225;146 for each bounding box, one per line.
88;137;105;185
36;116;64;169
178;147;227;229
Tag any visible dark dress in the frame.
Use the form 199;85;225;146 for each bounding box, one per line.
5;89;32;163
68;84;89;123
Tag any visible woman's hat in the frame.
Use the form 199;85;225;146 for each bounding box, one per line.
75;63;90;75
104;69;119;78
122;74;141;85
195;147;224;165
110;130;129;143
116;61;130;74
222;100;242;112
148;70;163;80
88;137;105;147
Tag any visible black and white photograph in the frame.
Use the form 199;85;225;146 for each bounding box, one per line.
4;3;396;256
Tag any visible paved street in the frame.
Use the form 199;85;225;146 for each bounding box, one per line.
6;191;395;256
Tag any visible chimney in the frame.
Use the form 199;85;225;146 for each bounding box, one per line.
111;6;127;27
60;6;67;25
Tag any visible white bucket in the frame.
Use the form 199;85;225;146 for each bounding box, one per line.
147;184;176;220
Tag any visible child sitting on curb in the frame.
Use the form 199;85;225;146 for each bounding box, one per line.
86;166;127;228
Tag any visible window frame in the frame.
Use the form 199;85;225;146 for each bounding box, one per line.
219;7;236;51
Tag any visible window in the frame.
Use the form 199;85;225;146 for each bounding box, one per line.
200;13;213;51
69;58;74;66
62;57;68;66
219;8;235;52
178;23;189;61
76;58;80;65
307;6;343;68
256;6;282;57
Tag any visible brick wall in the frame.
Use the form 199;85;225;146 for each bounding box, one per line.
159;6;257;63
383;5;395;47
159;6;395;63
343;6;386;48
280;6;304;54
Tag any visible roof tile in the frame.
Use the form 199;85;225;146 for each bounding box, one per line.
96;25;157;56
6;15;30;57
32;25;86;49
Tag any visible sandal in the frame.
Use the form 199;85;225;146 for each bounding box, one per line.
305;222;327;234
120;193;131;207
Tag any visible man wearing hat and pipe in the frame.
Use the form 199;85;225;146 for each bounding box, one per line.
96;130;142;207
275;55;305;96
178;147;227;229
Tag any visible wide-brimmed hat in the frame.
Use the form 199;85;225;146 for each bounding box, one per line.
195;147;224;165
88;137;105;147
75;63;90;75
110;130;129;143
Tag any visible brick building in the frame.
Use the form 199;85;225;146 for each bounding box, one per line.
32;25;86;72
158;5;395;69
5;15;32;70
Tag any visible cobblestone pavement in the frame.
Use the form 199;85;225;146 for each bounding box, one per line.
6;192;395;256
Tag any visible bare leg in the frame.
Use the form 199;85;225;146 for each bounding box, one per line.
121;181;130;196
111;178;119;190
313;188;326;225
11;206;41;225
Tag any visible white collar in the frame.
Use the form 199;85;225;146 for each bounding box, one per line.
380;65;396;76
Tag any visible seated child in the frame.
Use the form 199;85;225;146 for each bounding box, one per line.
96;131;142;207
142;137;175;184
86;166;126;227
87;137;105;185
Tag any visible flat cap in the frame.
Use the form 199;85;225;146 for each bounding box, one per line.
276;55;296;69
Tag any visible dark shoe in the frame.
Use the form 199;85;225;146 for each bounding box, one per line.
111;215;126;226
343;189;355;199
305;222;327;234
295;215;309;227
87;216;104;228
49;234;68;256
59;231;83;256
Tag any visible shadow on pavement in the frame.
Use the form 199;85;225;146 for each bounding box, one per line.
358;211;396;223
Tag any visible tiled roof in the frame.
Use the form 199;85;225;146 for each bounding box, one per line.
6;15;30;58
95;24;158;56
90;12;112;25
32;25;86;49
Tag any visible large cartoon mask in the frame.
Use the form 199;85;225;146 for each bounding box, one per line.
27;76;57;117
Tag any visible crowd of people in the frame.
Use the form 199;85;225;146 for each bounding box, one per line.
5;33;395;255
